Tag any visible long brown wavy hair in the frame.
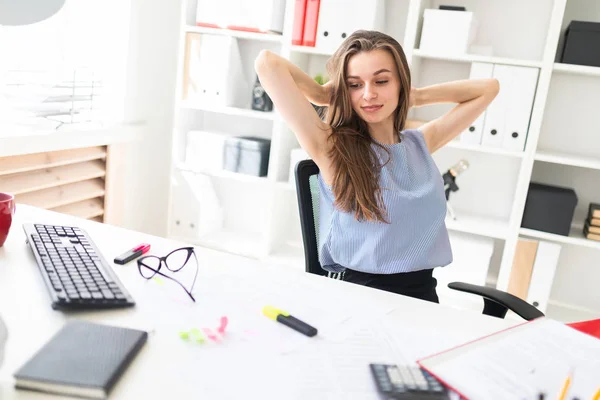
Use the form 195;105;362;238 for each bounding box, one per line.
324;30;411;223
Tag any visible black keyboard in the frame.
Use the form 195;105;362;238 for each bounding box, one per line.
23;223;135;310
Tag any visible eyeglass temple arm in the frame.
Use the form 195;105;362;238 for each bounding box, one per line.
151;268;196;302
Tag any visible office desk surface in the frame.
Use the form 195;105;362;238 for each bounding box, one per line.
0;205;517;399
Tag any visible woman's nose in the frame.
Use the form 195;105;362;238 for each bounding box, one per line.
363;84;377;100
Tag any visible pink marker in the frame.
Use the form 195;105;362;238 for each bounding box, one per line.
217;316;228;335
203;328;219;342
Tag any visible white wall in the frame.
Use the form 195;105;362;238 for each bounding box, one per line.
121;0;183;236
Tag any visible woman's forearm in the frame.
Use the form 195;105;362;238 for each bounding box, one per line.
255;50;329;106
413;78;499;107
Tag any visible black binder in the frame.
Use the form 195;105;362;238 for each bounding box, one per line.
14;320;148;399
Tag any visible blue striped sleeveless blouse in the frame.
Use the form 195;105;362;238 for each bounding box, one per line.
317;128;453;274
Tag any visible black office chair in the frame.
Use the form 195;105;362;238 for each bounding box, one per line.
294;159;544;321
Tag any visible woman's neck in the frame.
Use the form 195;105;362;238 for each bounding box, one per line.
367;117;398;144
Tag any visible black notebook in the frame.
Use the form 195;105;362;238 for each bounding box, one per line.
14;320;148;399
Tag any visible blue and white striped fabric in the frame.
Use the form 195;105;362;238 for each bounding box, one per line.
317;128;453;274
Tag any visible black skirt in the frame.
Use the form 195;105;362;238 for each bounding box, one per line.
342;268;439;303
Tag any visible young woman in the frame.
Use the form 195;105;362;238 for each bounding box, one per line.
254;30;499;303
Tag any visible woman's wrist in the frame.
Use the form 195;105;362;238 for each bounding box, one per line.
410;87;421;108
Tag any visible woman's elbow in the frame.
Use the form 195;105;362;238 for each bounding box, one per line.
488;78;500;95
254;49;277;75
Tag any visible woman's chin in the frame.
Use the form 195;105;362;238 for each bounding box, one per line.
360;112;388;124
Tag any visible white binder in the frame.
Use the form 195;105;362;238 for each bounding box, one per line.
460;62;494;145
315;0;385;54
481;65;539;151
526;241;561;314
481;64;511;148
169;171;223;240
185;34;248;108
501;66;539;152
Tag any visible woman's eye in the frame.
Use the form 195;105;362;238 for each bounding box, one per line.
376;80;388;85
348;83;361;89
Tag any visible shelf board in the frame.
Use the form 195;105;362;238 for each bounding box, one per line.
185;25;283;43
445;140;525;158
519;227;600;251
290;45;334;56
180;100;278;121
412;49;543;68
0;146;107;176
51;197;104;220
0;160;106;195
15;178;105;209
176;164;271;184
534;150;600;171
553;63;600;77
446;212;509;240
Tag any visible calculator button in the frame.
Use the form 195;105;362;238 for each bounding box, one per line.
387;367;403;385
398;365;417;390
410;367;429;390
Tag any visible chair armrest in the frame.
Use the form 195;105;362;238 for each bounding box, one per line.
448;282;545;321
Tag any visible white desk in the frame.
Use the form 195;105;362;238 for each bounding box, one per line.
0;205;517;399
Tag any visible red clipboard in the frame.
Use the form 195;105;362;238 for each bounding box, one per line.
416;317;600;400
567;318;600;339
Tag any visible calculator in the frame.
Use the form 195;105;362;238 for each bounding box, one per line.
369;363;450;399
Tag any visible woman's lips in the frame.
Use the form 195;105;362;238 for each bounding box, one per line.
361;105;383;113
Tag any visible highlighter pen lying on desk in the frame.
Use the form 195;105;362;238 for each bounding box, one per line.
262;306;318;337
114;244;151;265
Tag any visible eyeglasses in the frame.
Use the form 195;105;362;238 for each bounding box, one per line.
137;247;198;302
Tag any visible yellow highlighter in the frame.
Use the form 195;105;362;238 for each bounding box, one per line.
262;306;318;337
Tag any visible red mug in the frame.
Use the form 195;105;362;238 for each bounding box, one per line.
0;193;16;247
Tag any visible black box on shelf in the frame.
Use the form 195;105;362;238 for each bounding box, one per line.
223;136;271;177
560;20;600;67
521;182;578;236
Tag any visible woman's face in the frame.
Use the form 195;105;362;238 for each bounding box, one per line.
345;49;400;125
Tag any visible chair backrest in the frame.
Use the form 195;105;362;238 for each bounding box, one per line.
294;159;327;276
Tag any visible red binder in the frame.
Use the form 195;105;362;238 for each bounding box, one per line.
292;0;308;45
302;0;320;47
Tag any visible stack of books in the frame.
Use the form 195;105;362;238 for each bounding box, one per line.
583;203;600;242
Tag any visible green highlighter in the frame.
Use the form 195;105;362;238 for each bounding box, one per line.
262;306;318;337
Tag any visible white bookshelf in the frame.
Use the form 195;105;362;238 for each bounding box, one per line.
167;0;600;321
